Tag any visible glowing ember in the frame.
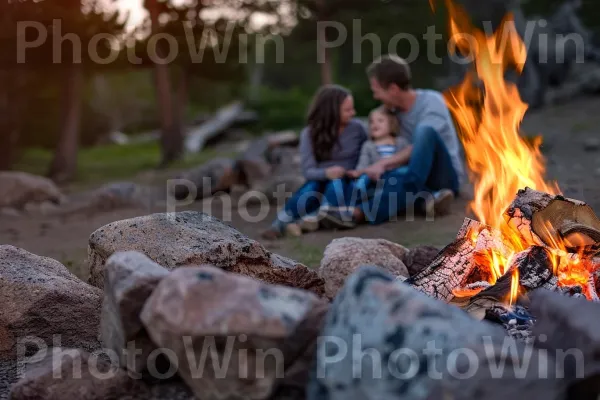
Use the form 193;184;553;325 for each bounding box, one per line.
435;0;596;300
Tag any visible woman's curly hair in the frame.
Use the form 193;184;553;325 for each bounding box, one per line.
306;85;351;163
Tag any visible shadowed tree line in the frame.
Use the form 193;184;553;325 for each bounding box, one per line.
1;0;600;183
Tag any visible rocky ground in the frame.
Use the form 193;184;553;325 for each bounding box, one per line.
2;96;600;280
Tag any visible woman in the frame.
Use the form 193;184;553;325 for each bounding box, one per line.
261;84;367;239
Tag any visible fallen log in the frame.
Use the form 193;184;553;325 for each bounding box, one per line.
185;102;245;153
504;187;600;254
266;130;299;149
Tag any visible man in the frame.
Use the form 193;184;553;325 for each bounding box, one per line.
320;54;466;229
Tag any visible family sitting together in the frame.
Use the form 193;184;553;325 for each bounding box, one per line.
261;54;467;240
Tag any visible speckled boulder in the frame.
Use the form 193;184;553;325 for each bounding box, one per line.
141;265;327;400
88;211;324;296
319;238;409;299
9;348;195;400
308;266;564;400
0;246;101;397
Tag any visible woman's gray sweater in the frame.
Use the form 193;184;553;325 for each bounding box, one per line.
299;119;368;181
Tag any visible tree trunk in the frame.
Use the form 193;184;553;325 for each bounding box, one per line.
147;0;184;167
174;66;190;135
0;69;15;171
48;63;84;183
316;0;332;85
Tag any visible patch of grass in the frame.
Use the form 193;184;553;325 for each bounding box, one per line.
286;238;325;268
16;142;231;189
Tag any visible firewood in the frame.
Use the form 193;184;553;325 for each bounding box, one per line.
505;187;600;254
462;246;558;319
266;130;299;148
408;218;510;302
587;268;600;301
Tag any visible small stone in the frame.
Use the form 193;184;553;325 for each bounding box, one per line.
0;171;65;209
583;137;600;152
170;158;238;200
403;245;441;276
0;207;21;217
319;238;409;299
9;348;195;400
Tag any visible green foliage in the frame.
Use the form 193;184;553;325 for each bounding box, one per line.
251;86;312;131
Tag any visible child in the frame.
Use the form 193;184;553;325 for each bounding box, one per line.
346;106;409;200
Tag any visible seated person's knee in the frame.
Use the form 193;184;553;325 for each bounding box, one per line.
413;124;439;142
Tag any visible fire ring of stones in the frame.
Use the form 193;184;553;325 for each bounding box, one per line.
3;202;600;399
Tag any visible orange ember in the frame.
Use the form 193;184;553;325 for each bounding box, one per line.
437;0;594;301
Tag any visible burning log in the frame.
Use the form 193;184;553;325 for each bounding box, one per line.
408;218;512;302
462;246;556;319
505;187;600;254
587;267;600;302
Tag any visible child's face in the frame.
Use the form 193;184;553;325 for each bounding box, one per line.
369;111;392;139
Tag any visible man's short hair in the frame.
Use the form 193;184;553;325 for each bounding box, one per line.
367;55;412;90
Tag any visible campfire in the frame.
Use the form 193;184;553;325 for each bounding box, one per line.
408;1;600;339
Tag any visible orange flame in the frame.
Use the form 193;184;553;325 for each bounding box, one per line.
509;268;519;306
441;1;559;232
435;0;595;301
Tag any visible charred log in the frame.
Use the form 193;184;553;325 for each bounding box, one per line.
505;187;600;255
408;218;511;302
462;246;556;320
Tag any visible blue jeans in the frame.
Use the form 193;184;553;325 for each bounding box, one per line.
354;167;409;204
275;178;355;224
357;125;460;225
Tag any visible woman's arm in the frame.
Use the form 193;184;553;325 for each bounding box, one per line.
299;128;328;181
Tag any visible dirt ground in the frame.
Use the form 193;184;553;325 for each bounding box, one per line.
2;96;600;279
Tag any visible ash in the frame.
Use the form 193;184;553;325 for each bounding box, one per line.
485;305;535;343
483;286;589;342
555;285;587;299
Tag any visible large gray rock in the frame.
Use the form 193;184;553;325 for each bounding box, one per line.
140;265;327;400
319;238;409;299
530;288;600;397
308;266;565;400
88;211;325;296
0;246;101;397
9;348;195;400
99;251;169;377
0;172;65;209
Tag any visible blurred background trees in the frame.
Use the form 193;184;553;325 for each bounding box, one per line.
1;0;599;181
